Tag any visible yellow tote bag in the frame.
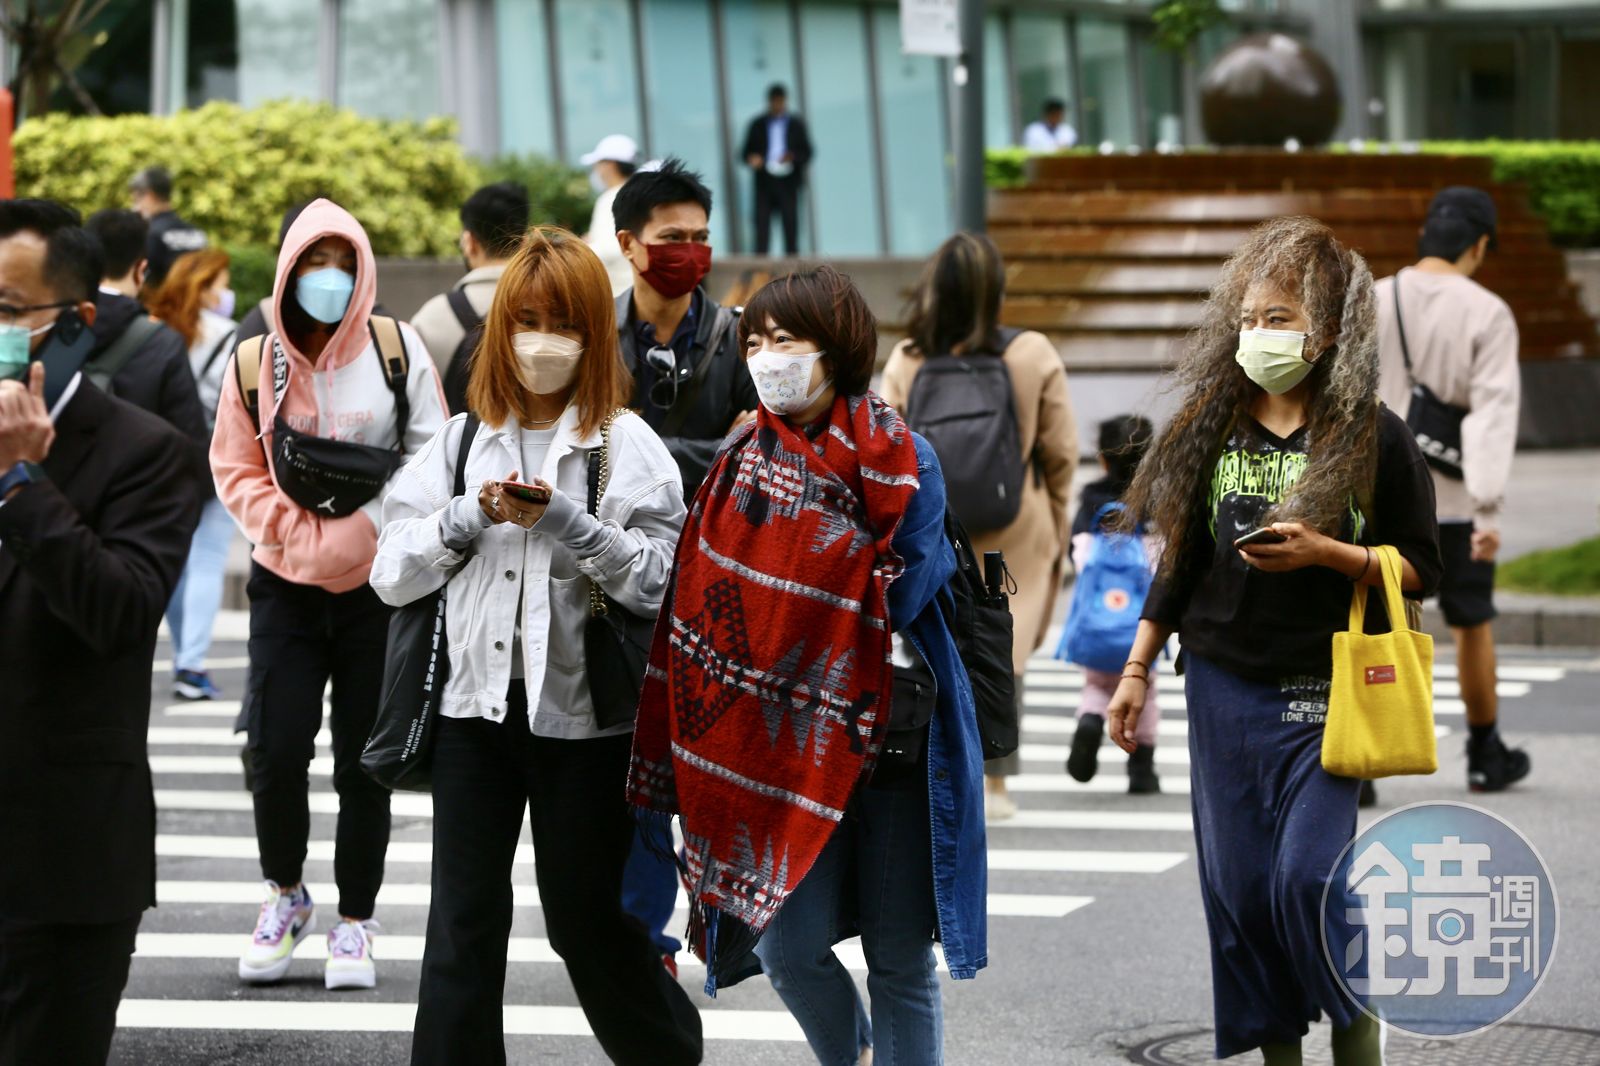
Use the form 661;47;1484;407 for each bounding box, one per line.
1323;545;1438;779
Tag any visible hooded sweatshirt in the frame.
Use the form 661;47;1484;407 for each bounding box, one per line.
210;199;447;592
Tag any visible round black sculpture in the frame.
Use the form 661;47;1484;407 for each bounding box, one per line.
1200;33;1342;147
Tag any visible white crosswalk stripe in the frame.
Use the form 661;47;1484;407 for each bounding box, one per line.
129;638;1563;1050
117;999;807;1041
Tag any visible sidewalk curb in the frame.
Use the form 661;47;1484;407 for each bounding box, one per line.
1421;594;1600;649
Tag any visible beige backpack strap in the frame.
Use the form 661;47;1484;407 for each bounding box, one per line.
370;315;409;382
234;334;267;425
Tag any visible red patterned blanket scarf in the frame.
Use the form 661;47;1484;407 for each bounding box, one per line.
627;392;919;983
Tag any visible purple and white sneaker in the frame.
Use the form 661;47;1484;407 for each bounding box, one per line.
325;918;379;990
238;881;314;984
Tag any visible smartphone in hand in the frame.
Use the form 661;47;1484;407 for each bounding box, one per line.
502;481;552;505
1234;527;1287;549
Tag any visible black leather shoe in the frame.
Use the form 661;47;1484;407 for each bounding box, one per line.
1066;714;1103;783
1468;733;1531;792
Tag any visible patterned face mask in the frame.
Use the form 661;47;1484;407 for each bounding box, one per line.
746;349;831;416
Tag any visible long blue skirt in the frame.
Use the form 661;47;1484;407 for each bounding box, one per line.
1185;652;1367;1059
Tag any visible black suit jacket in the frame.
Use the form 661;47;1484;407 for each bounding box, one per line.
742;112;813;179
0;381;202;924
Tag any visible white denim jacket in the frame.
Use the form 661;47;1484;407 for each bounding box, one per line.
370;408;685;739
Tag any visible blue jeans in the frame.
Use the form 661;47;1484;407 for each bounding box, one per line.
755;782;942;1066
166;496;236;673
622;819;682;956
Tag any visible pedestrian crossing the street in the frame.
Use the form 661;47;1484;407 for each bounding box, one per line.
132;636;1569;1055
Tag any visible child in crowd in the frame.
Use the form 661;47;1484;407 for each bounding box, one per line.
1061;415;1161;793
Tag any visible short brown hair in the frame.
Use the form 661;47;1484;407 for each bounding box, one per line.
467;225;629;436
739;265;877;396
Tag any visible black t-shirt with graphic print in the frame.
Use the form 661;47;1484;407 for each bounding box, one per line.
1143;406;1442;683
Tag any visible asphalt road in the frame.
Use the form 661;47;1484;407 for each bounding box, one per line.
114;627;1600;1066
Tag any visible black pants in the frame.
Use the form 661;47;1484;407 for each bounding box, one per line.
753;171;801;255
0;913;140;1066
411;693;703;1066
243;563;392;919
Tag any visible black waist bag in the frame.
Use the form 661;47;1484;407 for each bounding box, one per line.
362;415;478;792
941;510;1018;760
881;663;937;769
235;318;414;515
271;414;404;516
1392;273;1467;479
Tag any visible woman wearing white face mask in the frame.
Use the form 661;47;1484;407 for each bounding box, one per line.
1108;218;1441;1066
628;267;988;1066
371;227;702;1066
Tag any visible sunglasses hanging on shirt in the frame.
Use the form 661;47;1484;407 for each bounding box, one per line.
645;344;689;410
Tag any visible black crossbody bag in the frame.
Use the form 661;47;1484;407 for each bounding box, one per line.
583;411;661;729
362;415;479;791
1392;272;1468;480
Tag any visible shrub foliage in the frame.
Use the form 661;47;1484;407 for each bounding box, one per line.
14;100;480;257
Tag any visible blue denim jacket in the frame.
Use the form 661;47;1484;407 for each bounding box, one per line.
886;434;989;980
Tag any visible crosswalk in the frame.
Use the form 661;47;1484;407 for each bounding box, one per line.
129;635;1568;1056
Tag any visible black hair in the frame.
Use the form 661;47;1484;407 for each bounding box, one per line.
460;181;531;258
86;208;149;280
768;83;788;101
1043;98;1066;114
1098;414;1154;492
0;198;102;303
614;160;639;179
1416;217;1485;262
130;165;174;201
611;158;714;235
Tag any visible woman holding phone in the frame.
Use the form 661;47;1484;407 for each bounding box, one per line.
1108;217;1440;1065
370;227;702;1066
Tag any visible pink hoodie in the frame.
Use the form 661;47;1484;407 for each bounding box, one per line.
210;199;447;592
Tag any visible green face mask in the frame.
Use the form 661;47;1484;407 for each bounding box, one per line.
1235;328;1312;395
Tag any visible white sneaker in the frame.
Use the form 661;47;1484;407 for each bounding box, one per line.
325;918;379;990
238;881;314;984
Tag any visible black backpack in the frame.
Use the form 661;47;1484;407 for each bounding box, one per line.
442;288;484;416
903;327;1026;534
939;510;1018;760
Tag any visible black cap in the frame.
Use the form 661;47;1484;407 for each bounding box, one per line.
1425;186;1498;253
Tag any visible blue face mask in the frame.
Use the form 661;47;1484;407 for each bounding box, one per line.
295;267;355;324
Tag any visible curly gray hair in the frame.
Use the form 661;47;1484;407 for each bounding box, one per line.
1121;216;1380;576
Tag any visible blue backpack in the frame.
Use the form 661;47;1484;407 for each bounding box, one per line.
1058;503;1152;674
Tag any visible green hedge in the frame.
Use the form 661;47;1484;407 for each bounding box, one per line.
14;99;480;257
1400;141;1600;249
984;141;1600;246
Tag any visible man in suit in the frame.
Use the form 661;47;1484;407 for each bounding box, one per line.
0;199;202;1066
742;83;813;256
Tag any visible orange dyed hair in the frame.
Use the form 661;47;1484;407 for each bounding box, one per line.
147;247;230;347
467;225;628;437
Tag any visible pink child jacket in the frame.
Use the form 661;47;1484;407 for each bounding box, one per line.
210;198;447;592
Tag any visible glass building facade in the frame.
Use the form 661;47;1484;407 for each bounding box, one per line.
17;0;1600;255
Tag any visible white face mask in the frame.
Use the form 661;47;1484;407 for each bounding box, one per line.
512;331;583;395
1235;328;1313;395
746;349;831;416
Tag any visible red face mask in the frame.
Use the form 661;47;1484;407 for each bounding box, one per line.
638;241;712;299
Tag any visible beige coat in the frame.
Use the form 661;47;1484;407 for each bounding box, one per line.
882;331;1078;674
